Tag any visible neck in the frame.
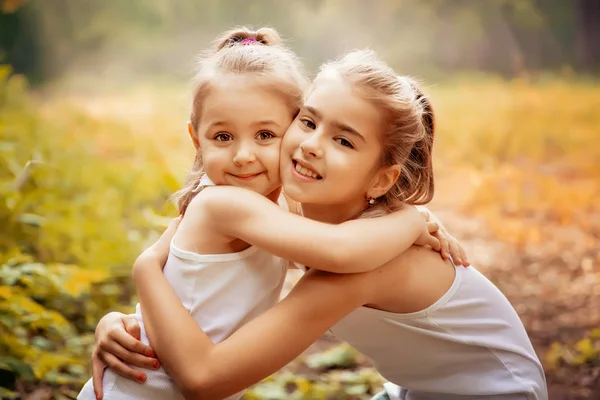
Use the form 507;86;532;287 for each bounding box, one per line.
300;201;366;224
266;186;283;204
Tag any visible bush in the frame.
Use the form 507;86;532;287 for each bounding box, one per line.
0;66;178;397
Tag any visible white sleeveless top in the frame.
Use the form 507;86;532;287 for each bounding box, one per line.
79;176;288;400
329;265;548;400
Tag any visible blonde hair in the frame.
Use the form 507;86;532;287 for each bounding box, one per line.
174;27;308;214
318;50;435;212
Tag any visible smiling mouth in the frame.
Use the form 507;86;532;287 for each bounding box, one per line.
229;172;263;180
292;160;322;180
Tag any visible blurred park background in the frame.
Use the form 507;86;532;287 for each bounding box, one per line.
1;0;599;399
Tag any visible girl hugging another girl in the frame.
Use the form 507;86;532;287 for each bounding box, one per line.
78;27;461;400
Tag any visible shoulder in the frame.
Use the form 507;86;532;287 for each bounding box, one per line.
390;245;439;265
186;186;265;217
175;188;245;248
367;246;456;312
372;245;448;281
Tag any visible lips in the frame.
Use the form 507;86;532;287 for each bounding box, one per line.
228;172;263;180
292;159;322;180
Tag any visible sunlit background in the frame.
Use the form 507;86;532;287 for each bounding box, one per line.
1;1;599;399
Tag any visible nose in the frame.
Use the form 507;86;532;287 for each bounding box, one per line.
233;141;257;166
299;133;324;159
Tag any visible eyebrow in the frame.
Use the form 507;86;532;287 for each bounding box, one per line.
206;121;229;130
304;105;366;143
205;120;282;131
251;120;282;129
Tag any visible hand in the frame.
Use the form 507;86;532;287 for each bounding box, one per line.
414;217;442;252
141;216;182;269
420;211;470;266
92;312;159;399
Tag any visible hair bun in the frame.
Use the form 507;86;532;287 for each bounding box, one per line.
215;27;282;51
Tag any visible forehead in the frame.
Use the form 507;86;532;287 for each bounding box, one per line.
200;74;293;123
306;72;385;136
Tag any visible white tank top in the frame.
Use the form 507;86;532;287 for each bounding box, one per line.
78;176;288;400
329;265;548;400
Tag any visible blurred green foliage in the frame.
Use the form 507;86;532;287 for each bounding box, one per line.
0;66;178;398
546;329;600;369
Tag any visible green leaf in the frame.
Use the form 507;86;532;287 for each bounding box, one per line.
305;343;360;369
0;387;20;399
0;356;35;380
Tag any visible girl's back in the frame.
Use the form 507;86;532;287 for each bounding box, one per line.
330;247;547;399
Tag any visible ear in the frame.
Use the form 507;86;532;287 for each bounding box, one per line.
188;121;200;151
366;164;401;200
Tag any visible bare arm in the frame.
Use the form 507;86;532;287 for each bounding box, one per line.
133;253;371;400
189;185;438;273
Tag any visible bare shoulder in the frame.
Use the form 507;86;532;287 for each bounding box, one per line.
189;185;256;209
363;246;456;313
288;247;450;308
174;188;238;251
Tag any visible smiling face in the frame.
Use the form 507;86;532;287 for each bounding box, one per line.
193;74;295;198
280;70;400;222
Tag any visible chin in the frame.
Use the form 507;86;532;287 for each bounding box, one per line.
280;184;304;202
281;185;319;204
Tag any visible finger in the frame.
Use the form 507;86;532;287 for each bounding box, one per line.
459;244;470;267
100;351;148;384
92;353;106;399
163;217;181;238
150;219;181;259
124;316;141;341
437;234;450;259
104;327;155;357
99;336;158;370
427;235;441;251
153;217;181;246
427;221;439;234
447;237;462;265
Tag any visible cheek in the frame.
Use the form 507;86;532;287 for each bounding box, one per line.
327;152;376;189
201;146;229;168
262;144;282;167
281;125;304;153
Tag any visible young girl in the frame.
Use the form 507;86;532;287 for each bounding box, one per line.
77;29;453;400
95;50;547;399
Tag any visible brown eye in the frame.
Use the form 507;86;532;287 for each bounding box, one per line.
214;133;233;141
335;137;354;149
256;131;275;140
300;118;316;130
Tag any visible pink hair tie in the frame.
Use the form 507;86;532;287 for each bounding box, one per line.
240;37;258;46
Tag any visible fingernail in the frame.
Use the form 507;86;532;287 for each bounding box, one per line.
137;374;146;383
146;349;156;358
153;360;160;369
95;392;101;400
135;336;141;341
456;258;462;264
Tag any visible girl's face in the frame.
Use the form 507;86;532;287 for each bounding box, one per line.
280;71;396;220
193;74;294;198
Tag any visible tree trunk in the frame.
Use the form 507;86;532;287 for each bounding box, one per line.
575;0;600;71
